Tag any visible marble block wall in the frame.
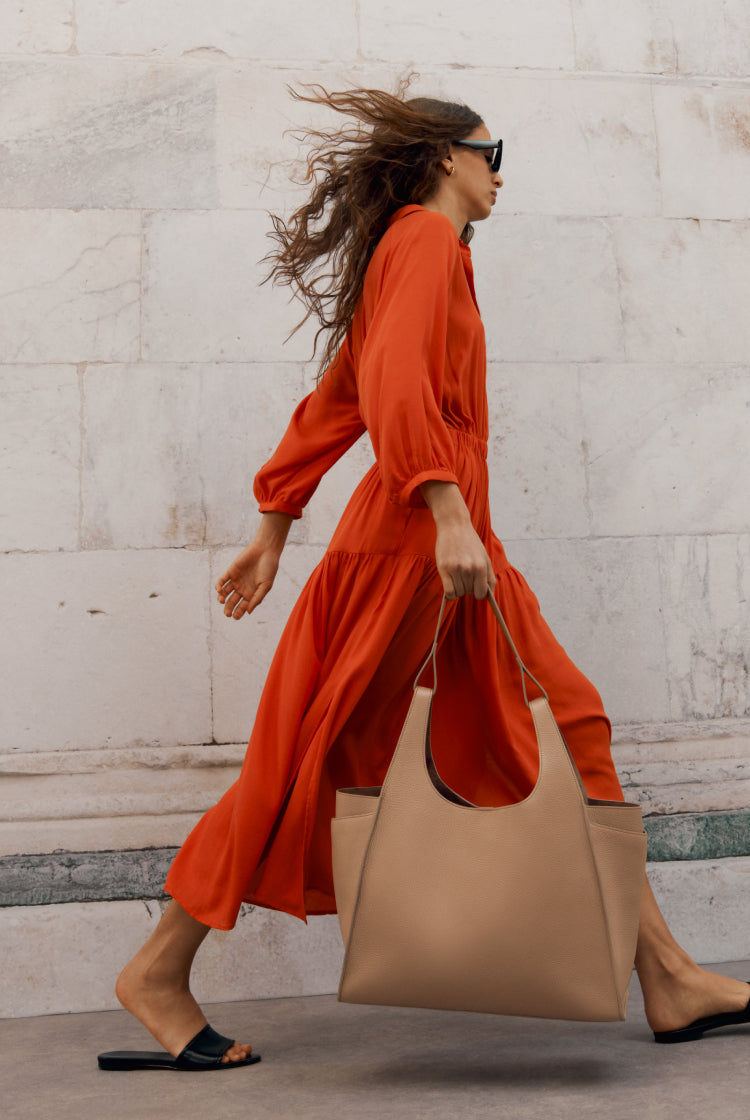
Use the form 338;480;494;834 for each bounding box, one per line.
1;1;750;1016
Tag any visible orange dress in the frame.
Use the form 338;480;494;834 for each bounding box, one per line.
165;205;625;930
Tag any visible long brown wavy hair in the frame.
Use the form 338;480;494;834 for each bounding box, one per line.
263;80;484;381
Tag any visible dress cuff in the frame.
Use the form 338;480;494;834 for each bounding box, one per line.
257;501;304;519
398;469;461;509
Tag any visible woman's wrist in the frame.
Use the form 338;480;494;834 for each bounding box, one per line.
255;511;294;551
419;480;472;528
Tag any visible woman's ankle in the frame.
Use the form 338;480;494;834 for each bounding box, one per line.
635;942;695;983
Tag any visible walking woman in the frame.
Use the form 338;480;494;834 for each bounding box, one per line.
99;85;750;1071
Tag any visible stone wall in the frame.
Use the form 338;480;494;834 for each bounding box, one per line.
1;1;749;1016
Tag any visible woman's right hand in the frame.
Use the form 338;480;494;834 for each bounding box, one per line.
433;520;496;600
215;512;294;620
420;481;495;600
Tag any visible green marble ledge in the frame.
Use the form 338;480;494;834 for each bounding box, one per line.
1;809;749;908
643;809;750;863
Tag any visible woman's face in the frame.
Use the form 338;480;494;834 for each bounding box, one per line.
450;124;503;222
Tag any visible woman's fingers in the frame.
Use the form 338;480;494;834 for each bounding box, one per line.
472;571;489;599
438;552;496;600
244;581;273;616
215;573;237;602
472;563;496;600
441;574;457;600
221;580;274;620
223;588;244;617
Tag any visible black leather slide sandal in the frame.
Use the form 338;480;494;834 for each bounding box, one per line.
653;983;750;1043
98;1023;261;1071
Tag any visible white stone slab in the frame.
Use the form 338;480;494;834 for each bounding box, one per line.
4;738;243;775
0;210;141;363
0;366;79;551
191;905;344;1007
142;210;318;363
0;899;343;1016
655;85;750;221
0;813;207;859
572;0;677;74
612;218;750;364
75;0;357;61
210;543;326;744
0;59;217;209
360;0;575;69
433;71;660;219
611;724;750;813
580;364;750;537
0;0;73;53
81;362;305;549
486;363;589;540
646;856;750;964
572;0;750;78
614;736;750;814
630;777;750;817
4;758;243;825
613;716;750;747
216;61;375;211
0;744;245;855
659;535;750;723
0;549;212;752
471;216;625;363
503;537;670;725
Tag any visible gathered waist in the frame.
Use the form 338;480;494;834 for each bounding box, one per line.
446;425;488;460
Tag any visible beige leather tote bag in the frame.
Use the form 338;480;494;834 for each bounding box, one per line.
332;592;647;1022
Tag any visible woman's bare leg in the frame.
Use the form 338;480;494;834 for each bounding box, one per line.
634;875;749;1032
115;899;253;1063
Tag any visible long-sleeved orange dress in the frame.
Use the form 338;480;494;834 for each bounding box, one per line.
164;204;625;930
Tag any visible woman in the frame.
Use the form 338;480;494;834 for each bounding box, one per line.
99;85;750;1071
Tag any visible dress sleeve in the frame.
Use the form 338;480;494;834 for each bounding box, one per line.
357;212;460;508
253;331;366;519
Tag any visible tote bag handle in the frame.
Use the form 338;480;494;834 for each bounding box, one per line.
414;590;549;708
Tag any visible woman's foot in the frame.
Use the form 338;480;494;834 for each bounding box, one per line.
115;939;252;1064
641;959;750;1034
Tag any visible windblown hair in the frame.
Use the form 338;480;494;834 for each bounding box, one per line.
263;81;483;382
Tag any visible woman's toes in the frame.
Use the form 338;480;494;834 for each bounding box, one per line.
221;1041;252;1063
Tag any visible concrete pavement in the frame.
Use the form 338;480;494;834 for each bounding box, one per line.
2;961;748;1120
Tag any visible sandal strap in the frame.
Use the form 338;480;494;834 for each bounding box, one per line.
177;1023;234;1068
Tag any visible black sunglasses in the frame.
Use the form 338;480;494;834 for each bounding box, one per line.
453;138;503;173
